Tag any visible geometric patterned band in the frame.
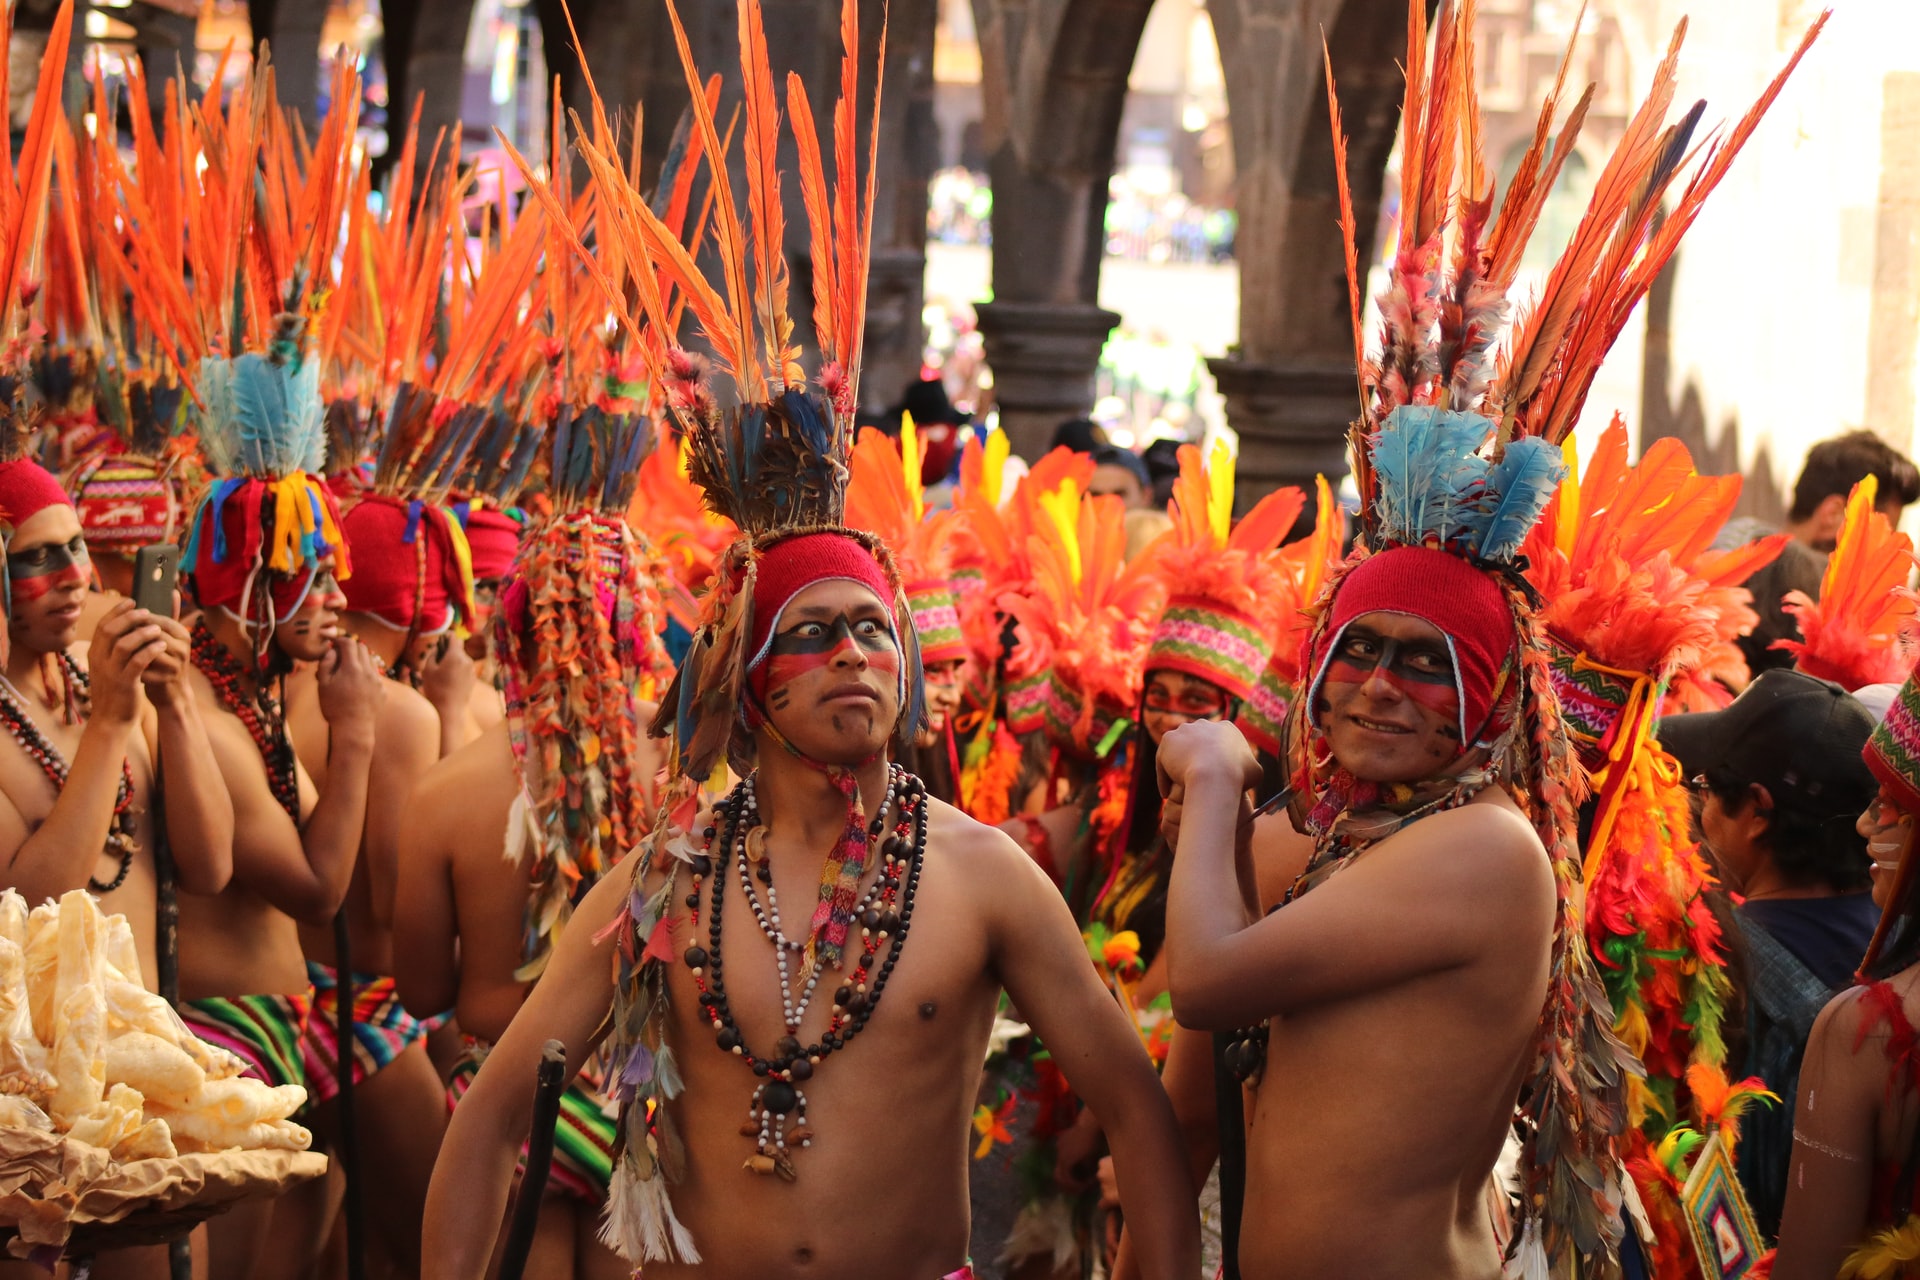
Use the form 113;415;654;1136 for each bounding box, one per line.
1145;597;1273;704
906;580;968;667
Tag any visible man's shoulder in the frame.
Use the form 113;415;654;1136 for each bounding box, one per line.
410;724;508;819
1371;793;1550;893
376;676;440;741
925;794;1030;865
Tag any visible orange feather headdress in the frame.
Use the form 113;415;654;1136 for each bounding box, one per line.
1520;421;1775;1185
998;482;1168;757
1142;441;1302;704
1773;475;1918;691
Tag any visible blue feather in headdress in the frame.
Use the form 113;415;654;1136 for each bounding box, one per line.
195;354;327;479
1369;406;1492;548
1469;436;1566;563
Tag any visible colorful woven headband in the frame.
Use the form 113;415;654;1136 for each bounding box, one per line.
1235;652;1295;760
1145;595;1273;705
68;453;178;552
1867;670;1920;818
906;579;967;667
1544;635;1643;771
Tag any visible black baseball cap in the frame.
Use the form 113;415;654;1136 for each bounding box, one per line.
1658;668;1876;808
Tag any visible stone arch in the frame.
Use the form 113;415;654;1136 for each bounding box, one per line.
1206;0;1416;501
969;0;1160;456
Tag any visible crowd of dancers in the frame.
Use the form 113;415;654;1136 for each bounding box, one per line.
0;0;1917;1279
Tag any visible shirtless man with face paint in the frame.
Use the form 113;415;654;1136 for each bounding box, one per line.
175;542;385;1280
423;529;1200;1280
0;459;233;987
1156;546;1565;1280
0;461;235;1280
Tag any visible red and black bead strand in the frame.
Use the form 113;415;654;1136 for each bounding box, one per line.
682;769;927;1179
191;619;300;819
0;655;138;893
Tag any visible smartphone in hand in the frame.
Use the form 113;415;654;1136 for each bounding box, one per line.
131;544;179;619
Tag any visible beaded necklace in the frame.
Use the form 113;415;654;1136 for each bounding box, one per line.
683;764;926;1180
190;619;300;819
0;656;137;893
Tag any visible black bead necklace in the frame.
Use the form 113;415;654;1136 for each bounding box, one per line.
0;656;138;894
683;766;926;1180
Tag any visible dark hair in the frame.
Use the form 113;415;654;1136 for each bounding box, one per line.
1788;430;1920;521
1705;767;1873;893
1049;418;1107;455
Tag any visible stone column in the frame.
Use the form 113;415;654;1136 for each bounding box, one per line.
859;0;940;413
1208;357;1355;500
975;301;1121;459
1206;0;1403;506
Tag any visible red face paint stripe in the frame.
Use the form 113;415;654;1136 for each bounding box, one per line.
1323;660;1462;720
8;564;87;604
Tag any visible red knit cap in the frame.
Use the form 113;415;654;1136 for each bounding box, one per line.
0;460;73;526
338;496;473;632
1306;545;1518;747
462;506;524;581
746;531;898;665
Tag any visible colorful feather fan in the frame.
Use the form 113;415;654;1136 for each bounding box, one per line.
1517;424;1783;1178
1773;476;1918;690
998;487;1168;756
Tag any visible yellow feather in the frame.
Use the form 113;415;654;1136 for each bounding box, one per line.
983;429;1009;508
1037;484;1082;583
1555;433;1582;557
900;412;925;523
1206;438;1233;546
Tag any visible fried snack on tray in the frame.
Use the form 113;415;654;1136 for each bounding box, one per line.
0;891;312;1163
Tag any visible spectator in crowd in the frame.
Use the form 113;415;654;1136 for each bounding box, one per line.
1088;444;1152;510
1660;669;1881;1237
1724;431;1920;676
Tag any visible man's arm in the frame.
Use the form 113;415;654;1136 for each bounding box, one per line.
1771;989;1879;1280
422;859;628;1280
213;640;381;925
1110;1024;1220;1280
4;607;166;904
365;686;440;928
142;615;233;895
1159;720;1551;1029
391;770;459;1020
984;825;1200;1280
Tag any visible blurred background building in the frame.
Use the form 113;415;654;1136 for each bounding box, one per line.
24;0;1920;518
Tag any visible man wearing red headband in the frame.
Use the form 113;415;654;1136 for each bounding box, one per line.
280;492;458;1278
174;456;388;1280
425;529;1201;1280
1156;545;1569;1279
65;452;183;642
0;458;233;990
